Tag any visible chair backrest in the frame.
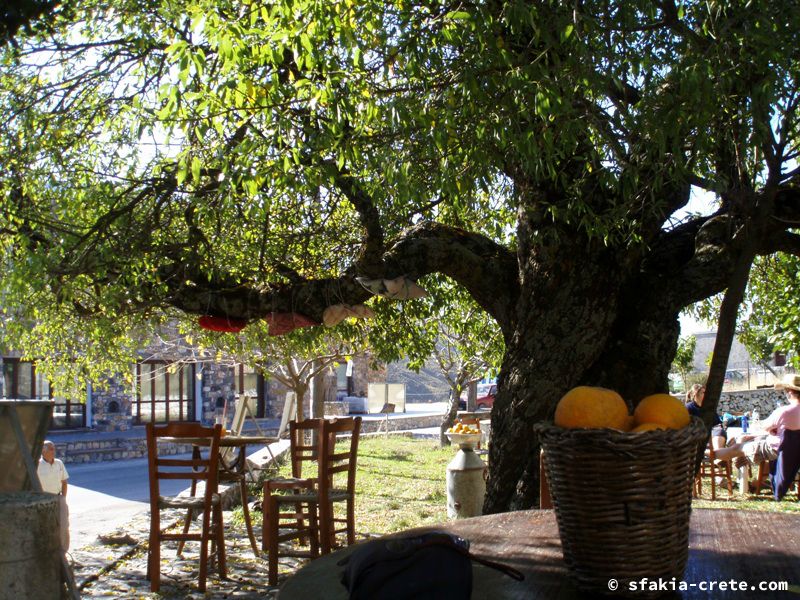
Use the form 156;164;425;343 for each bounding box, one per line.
277;392;297;439
287;418;323;479
230;395;249;436
286;417;362;494
318;417;362;497
146;422;223;502
219;396;249;464
457;416;481;428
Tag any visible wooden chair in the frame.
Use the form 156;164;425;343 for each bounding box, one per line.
693;438;734;500
262;416;362;586
146;422;226;593
753;464;800;500
177;395;260;556
752;430;800;501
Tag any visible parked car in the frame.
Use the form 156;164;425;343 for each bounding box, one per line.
456;383;497;410
724;369;746;384
476;384;496;410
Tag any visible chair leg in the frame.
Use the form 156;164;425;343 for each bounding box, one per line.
177;453;200;556
177;507;194;556
148;509;161;592
710;460;716;501
309;503;320;558
319;501;333;555
214;503;227;580
198;507;211;592
346;498;355;546
268;496;280;586
294;499;308;546
262;490;270;554
239;477;259;555
724;462;734;496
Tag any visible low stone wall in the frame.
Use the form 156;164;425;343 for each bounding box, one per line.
358;414;442;435
56;438;196;465
718;388;785;416
323;401;349;416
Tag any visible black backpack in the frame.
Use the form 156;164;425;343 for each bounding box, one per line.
339;531;523;599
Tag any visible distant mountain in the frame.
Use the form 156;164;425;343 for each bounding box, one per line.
386;360;450;403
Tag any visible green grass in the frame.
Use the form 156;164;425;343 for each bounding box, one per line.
262;434;454;538
692;485;800;513
351;436;453;536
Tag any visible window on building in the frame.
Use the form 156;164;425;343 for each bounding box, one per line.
135;361;195;424
0;358;85;429
237;364;266;417
336;361;354;396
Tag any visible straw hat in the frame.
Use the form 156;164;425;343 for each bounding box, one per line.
775;374;800;392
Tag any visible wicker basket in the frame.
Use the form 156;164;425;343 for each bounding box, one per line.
535;417;707;597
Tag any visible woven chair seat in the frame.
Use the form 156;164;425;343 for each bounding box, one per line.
158;493;221;509
275;489;351;504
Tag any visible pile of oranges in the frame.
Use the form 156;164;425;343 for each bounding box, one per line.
553;386;690;432
446;422;481;435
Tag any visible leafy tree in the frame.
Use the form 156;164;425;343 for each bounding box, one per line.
740;254;800;368
368;277;503;445
671;335;696;391
2;1;800;513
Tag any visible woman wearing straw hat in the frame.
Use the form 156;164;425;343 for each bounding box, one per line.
714;374;800;469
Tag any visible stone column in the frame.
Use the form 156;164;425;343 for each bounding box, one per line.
0;492;62;600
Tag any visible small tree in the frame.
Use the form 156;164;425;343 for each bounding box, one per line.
431;316;500;446
671;335;697;391
368;277;503;446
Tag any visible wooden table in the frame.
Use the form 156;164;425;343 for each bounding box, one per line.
278;509;800;599
725;427;769;494
162;435;277;554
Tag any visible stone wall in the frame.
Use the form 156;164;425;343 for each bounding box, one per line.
718;388;786;416
91;376;133;432
201;363;237;424
53;412;445;463
55;438;195;464
323;401;349;416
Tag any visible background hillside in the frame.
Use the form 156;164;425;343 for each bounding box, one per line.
386;360;450;403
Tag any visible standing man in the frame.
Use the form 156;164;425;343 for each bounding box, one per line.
37;440;70;551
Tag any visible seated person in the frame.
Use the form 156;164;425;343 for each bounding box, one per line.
685;384;726;450
722;412;743;428
714;374;800;469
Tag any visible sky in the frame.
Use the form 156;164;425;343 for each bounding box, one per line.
674;188;718;337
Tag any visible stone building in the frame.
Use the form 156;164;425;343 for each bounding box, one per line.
0;351;383;432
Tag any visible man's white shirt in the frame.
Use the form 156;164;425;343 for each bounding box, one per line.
38;458;69;495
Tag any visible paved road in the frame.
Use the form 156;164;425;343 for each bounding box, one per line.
66;454;189;551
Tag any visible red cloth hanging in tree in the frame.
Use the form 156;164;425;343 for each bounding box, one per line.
265;312;319;336
198;315;249;332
